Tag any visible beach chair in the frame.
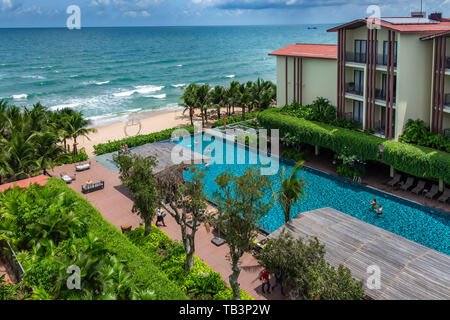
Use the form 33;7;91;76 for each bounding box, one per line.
387;174;401;187
411;180;426;195
438;188;450;203
76;162;91;172
399;177;414;191
424;185;439;199
82;181;104;194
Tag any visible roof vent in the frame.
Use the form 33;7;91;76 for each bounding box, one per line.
411;11;426;18
428;12;442;21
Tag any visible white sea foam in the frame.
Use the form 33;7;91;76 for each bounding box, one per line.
225;75;235;78
113;85;164;97
177;64;183;67
49;103;80;111
127;108;142;113
147;94;166;99
22;75;46;80
96;81;110;85
12;94;28;100
172;83;186;88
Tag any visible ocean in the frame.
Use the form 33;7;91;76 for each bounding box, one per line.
0;25;336;127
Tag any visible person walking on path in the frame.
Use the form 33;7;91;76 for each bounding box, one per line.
272;269;284;295
260;269;271;294
156;208;167;227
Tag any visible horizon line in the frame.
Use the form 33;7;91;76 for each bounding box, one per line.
0;22;340;29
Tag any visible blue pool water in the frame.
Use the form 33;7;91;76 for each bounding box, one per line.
175;133;450;255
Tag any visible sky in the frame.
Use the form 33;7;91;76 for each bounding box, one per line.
0;0;449;27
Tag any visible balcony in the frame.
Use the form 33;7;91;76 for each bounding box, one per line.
447;57;450;70
345;52;397;67
346;52;366;64
375;89;396;104
345;82;363;97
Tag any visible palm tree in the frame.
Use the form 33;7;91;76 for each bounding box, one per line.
66;112;96;156
274;161;306;223
210;85;224;120
229;81;240;114
181;84;198;126
35;131;65;175
195;84;211;126
239;84;252;121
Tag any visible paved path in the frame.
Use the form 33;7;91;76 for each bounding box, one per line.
50;161;284;300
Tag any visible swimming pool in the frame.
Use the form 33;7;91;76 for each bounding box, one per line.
175;133;450;255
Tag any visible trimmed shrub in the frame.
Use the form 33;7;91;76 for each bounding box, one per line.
258;108;383;161
25;179;187;300
382;141;450;184
127;226;254;300
93;126;195;155
54;149;89;166
258;108;450;184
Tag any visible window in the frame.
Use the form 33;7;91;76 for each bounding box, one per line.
354;70;364;95
355;40;367;63
383;41;398;65
353;101;363;123
382;74;397;99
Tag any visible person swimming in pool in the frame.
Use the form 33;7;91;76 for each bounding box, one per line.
205;162;210;168
194;140;199;145
377;205;384;216
370;198;378;210
205;147;211;154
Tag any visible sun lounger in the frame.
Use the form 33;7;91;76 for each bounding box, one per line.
76;162;91;172
411;180;426;195
211;237;226;247
82;181;104;194
399;177;414;191
60;172;74;184
438;188;450;203
387;174;401;187
424;185;439;199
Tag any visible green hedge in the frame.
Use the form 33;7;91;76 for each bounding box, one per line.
212;111;260;128
127;226;254;300
258;108;383;161
382;141;450;185
45;179;187;300
258;108;450;184
93;126;195;155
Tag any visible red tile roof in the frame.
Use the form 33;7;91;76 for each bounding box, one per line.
0;175;49;193
327;17;450;34
269;43;337;60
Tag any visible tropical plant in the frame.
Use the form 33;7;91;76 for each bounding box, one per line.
212;167;272;300
65;111;96;156
114;153;158;236
158;167;208;271
259;229;365;300
273;161;306;223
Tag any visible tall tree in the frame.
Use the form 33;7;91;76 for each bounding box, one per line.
210;85;224;121
114;153;159;236
213;167;272;300
66;111;96;156
158;167;208;271
181;84;198;126
273;161;306;223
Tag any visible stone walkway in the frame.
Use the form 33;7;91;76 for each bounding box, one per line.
50;161;284;300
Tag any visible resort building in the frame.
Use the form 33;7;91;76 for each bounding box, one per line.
270;13;450;140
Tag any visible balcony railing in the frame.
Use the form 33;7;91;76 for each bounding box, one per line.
375;89;396;104
345;82;363;96
346;52;366;64
345;52;397;67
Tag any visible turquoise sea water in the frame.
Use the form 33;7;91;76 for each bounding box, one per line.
176;134;450;255
0;25;335;126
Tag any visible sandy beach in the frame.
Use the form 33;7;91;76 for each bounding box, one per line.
76;108;191;156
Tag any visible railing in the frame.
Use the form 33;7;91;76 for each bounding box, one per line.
0;240;25;282
375;89;396;103
345;52;397;67
345;82;363;96
345;52;366;64
445;93;450;106
376;54;397;67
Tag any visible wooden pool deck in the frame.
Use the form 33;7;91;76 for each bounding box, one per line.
269;207;450;300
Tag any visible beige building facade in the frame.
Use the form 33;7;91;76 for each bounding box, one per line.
270;14;450;140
